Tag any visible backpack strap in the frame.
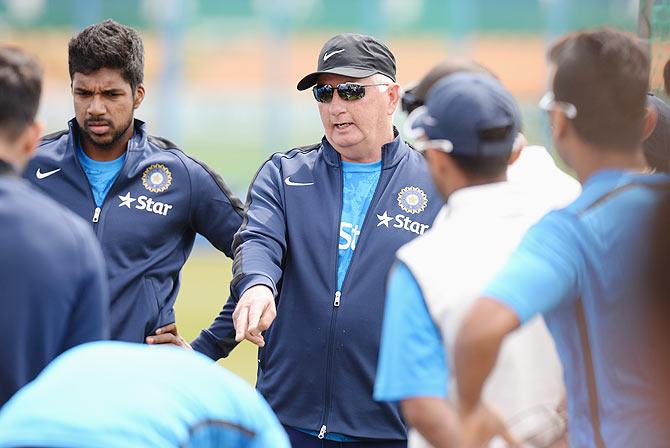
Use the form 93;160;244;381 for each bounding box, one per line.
574;297;606;448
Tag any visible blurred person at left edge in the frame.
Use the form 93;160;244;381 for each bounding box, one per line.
0;45;108;406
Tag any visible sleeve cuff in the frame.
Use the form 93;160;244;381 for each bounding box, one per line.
233;274;277;299
191;329;227;361
483;288;533;324
374;381;448;403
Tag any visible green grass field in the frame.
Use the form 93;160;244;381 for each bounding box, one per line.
173;253;259;385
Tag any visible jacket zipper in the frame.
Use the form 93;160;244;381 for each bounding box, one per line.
318;166;344;439
74;154;103;229
317;155;389;439
74;136;134;234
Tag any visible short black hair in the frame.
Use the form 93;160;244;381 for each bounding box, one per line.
548;28;649;151
0;46;42;142
447;125;513;179
68;19;144;90
449;153;510;179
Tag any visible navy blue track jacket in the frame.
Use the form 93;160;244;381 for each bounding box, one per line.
0;160;109;406
24;119;244;342
191;134;442;440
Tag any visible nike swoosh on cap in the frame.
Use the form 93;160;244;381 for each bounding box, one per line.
35;168;61;179
284;177;314;187
323;49;345;61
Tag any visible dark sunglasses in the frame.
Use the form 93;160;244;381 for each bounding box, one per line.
312;82;388;103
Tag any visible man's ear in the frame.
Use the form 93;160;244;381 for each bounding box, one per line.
642;104;658;142
507;133;526;166
551;110;569;142
133;84;146;109
427;148;456;180
387;83;401;115
15;121;43;169
22;122;43;158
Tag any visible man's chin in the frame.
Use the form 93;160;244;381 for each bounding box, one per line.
327;134;364;150
84;132;115;148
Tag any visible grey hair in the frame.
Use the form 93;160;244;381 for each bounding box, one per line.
372;73;395;92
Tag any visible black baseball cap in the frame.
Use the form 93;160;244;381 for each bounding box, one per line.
296;33;396;91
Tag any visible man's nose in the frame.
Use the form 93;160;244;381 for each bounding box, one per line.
87;94;106;116
328;91;347;115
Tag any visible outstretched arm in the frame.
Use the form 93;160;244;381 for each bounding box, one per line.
155;158;287;355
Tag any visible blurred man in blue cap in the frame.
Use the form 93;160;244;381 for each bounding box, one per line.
374;72;572;447
454;28;670;447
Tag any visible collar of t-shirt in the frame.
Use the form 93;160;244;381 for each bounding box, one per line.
337;159;382;288
77;142;126;207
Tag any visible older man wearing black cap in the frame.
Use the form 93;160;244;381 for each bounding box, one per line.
188;33;442;446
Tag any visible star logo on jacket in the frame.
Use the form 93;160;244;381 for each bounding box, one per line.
118;192;136;208
397;186;428;214
376;211;393;227
118;191;173;216
142;163;172;193
376;210;430;235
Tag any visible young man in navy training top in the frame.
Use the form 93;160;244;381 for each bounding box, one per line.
0;45;109;406
25;20;244;343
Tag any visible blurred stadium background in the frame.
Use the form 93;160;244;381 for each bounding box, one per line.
0;0;655;384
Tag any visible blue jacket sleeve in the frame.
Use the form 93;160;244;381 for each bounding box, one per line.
187;158;244;258
191;158;286;360
230;157;287;299
191;294;239;360
61;217;110;350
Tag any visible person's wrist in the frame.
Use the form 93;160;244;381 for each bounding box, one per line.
234;274;276;299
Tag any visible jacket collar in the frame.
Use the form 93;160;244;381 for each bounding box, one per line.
67;118;149;154
321;127;409;169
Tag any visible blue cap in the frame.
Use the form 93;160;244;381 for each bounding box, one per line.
411;72;521;157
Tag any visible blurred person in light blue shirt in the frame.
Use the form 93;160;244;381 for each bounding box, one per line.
0;341;290;448
453;28;670;448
